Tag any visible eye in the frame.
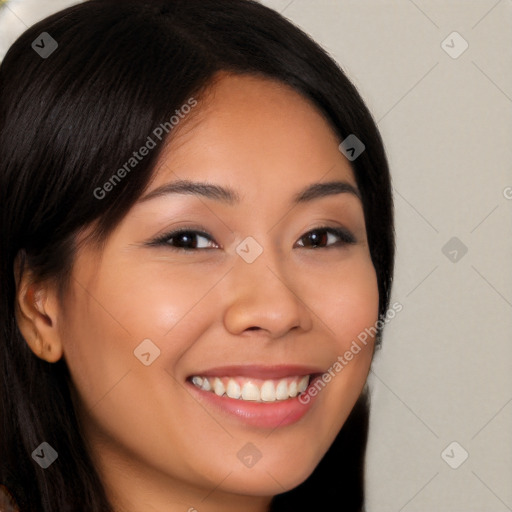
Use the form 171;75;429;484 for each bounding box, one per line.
148;229;218;251
147;225;355;251
295;226;356;249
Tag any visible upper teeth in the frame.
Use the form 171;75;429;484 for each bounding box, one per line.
190;375;310;402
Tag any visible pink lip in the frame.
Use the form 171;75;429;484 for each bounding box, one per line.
185;366;324;429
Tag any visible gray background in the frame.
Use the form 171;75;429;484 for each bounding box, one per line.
1;1;511;510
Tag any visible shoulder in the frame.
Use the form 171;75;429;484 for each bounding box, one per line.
0;484;20;512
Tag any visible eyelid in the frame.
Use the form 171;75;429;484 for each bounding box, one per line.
146;225;219;249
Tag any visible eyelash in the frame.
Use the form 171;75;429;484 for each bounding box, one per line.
147;225;356;251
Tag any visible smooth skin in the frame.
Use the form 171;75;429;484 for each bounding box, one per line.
16;73;379;512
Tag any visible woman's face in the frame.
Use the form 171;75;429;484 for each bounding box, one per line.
57;74;379;511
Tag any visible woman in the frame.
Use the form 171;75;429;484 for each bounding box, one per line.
0;0;394;510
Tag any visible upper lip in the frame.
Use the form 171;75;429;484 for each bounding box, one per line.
188;364;324;380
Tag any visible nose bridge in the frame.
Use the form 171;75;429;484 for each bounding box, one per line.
222;237;313;337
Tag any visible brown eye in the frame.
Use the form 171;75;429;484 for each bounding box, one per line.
167;231;216;249
296;227;355;249
148;229;218;250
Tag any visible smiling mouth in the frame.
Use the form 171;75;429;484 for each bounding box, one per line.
188;375;312;402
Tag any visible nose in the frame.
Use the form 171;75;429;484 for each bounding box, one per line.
222;250;313;339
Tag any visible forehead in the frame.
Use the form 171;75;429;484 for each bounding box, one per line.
147;73;357;201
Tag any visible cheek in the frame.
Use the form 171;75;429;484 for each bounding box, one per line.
57;264;222;478
58;287;137;409
306;254;380;351
59;257;225;407
293;253;379;420
97;256;222;337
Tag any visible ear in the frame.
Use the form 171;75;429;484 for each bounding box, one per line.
14;254;64;363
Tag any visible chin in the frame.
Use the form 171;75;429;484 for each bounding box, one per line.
221;468;313;497
212;449;320;497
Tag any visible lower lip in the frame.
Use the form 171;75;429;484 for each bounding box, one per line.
186;376;320;429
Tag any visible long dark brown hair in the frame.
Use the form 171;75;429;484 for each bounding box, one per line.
0;1;394;510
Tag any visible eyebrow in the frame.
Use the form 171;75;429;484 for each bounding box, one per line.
139;179;361;204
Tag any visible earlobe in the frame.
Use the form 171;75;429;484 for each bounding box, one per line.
14;258;64;364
